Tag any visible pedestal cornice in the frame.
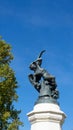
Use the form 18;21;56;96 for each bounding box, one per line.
27;103;66;130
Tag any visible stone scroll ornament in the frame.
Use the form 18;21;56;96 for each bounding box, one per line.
28;50;59;104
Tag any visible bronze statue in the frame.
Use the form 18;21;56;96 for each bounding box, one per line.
28;50;59;104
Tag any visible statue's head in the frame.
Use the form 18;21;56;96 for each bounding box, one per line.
35;58;42;66
29;58;42;71
29;50;45;71
29;61;37;71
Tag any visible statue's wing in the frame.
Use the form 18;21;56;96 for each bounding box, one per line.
38;50;46;58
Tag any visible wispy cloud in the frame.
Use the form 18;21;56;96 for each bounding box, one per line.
1;3;73;28
27;12;73;28
0;5;15;16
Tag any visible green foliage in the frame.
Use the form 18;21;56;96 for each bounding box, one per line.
0;37;23;129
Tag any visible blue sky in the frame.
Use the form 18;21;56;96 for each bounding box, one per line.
0;0;73;130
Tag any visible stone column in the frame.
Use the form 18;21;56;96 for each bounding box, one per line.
27;103;66;130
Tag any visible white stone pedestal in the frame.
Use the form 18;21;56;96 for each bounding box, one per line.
27;103;66;130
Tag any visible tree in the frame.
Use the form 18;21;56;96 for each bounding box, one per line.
0;37;23;130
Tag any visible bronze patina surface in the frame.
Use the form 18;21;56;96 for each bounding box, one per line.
28;50;59;104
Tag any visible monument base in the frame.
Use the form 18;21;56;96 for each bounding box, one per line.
27;103;66;130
